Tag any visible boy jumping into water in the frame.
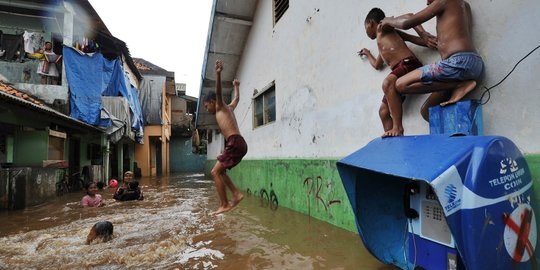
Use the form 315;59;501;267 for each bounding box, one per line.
380;0;484;136
359;8;436;137
203;60;248;215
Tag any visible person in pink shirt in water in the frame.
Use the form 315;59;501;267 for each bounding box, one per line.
81;182;105;207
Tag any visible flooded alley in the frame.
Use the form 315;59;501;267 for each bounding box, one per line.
0;173;391;270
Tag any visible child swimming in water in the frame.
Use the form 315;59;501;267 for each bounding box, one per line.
86;221;113;244
81;181;105;207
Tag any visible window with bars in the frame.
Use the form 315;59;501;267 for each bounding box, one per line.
273;0;289;24
253;83;276;128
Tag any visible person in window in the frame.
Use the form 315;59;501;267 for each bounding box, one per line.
113;171;144;201
36;41;61;85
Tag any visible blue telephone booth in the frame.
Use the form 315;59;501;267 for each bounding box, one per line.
337;135;539;270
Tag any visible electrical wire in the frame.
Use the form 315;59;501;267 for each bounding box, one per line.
460;44;540;131
403;218;418;270
410;218;417;269
403;220;410;270
479;44;540;105
238;102;252;128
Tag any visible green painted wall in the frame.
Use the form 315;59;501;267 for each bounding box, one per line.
527;154;540;222
79;137;103;169
80;140;91;168
0;111;47;128
0;60;42;84
6;136;14;163
13;130;48;165
205;155;540;234
206;159;357;232
128;143;135;173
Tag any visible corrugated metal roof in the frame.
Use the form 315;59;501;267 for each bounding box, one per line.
133;58;175;78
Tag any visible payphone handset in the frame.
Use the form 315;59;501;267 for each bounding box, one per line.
407;181;455;247
404;182;419;219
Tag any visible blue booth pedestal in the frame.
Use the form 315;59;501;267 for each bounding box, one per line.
337;135;538;270
429;100;483;136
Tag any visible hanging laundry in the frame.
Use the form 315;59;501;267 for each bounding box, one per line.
22;31;44;54
23;31;36;53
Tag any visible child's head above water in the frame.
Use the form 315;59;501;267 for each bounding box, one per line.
85;181;98;196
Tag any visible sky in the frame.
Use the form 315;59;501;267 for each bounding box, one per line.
87;0;214;97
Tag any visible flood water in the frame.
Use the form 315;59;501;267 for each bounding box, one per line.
0;173;394;270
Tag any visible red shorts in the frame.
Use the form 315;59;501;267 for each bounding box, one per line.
217;134;248;169
382;56;423;104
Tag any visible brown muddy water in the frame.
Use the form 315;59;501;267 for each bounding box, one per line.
0;173;394;270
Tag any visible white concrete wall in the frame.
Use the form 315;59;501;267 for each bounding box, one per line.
208;0;540;159
208;130;225;158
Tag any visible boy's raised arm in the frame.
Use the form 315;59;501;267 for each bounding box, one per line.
215;60;224;107
229;79;240;110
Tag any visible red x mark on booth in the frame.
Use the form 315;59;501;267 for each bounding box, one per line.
503;208;534;262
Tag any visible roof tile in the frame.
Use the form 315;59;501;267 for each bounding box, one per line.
0;82;46;107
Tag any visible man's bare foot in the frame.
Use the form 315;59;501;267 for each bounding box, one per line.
212;205;233;215
440;81;476;106
231;193;244;208
382;127;404;137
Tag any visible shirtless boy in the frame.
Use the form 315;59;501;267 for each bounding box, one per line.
359;8;436;137
381;0;484;136
203;59;248;215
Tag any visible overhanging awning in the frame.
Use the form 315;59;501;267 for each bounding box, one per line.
0;88;103;134
195;0;258;129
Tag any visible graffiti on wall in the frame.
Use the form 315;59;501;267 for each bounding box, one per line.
303;176;341;218
247;182;278;211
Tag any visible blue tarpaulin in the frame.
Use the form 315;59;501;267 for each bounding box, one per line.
63;46;112;126
63;46;144;141
337;135;539;270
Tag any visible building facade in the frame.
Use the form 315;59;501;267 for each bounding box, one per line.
133;58;174;177
197;0;540;232
0;0;143;208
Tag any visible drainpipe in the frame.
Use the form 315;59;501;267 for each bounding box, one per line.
62;1;74;88
102;134;109;182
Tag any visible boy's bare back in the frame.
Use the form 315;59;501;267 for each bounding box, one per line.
433;0;474;59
